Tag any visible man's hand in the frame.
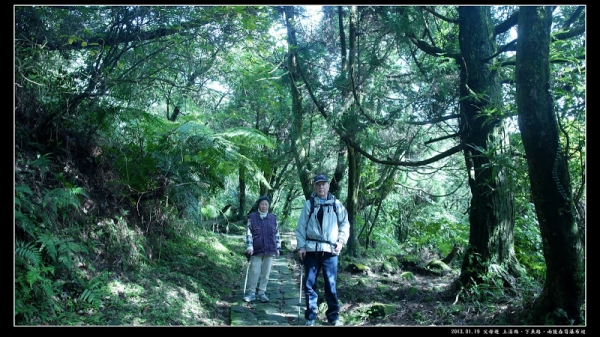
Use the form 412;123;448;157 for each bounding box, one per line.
298;248;306;261
334;242;343;253
276;250;280;258
245;249;253;256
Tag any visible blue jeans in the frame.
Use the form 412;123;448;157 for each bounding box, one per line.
303;252;339;322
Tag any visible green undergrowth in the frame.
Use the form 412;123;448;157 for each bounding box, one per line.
44;230;244;326
95;232;243;326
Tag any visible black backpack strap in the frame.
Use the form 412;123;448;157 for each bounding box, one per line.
307;198;316;220
307;198;339;224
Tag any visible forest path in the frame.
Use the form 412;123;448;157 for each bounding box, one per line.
229;232;319;326
225;232;483;326
229;254;309;326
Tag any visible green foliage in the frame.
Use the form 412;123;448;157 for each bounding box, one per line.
15;240;42;268
15;184;37;239
514;202;546;281
30;153;53;177
400;271;415;281
15;239;59;324
37;233;88;269
78;277;103;307
98;215;147;272
408;204;469;253
13;5;584;325
43;187;87;216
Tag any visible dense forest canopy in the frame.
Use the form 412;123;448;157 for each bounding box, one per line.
14;5;585;326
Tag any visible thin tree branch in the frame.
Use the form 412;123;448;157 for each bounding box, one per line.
484;39;517;62
421;6;459;24
342;135;464;167
407;113;461;125
424;131;465;145
408;35;461;60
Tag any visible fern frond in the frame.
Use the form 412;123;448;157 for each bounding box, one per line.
55;238;88;269
15;184;34;195
25;268;43;288
37;233;59;262
218;127;275;150
79;289;95;303
30;153;53;173
79;278;102;305
15;240;41;267
43;187;87;212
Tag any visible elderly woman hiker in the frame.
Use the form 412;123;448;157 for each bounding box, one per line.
243;195;281;302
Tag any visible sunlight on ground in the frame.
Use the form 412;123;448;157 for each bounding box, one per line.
108;279;144;298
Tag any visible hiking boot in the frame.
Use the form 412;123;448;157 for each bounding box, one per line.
243;293;255;302
258;292;269;302
331;319;343;326
305;319;315;326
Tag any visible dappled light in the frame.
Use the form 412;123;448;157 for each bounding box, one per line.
14;5;585;327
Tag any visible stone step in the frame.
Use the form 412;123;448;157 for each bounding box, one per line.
231;256;308;326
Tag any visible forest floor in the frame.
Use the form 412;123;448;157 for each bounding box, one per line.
221;232;526;327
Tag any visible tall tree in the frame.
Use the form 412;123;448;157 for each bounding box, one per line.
455;6;521;288
346;6;522;286
515;6;584;325
282;6;313;199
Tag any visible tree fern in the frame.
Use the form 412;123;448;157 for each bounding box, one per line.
170;183;201;222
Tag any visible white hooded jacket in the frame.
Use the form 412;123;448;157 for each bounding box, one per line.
295;192;350;255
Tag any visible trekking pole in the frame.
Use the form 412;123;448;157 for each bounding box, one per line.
297;257;303;325
243;253;251;299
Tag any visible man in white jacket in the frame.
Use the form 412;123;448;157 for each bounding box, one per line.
295;174;350;326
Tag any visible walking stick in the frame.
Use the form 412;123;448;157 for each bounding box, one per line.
243;254;251;298
297;257;303;325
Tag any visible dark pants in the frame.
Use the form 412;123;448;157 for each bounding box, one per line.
303;252;339;322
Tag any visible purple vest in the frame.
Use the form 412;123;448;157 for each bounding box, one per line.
248;212;278;255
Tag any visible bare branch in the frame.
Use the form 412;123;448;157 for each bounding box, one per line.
562;6;585;30
343;134;464;167
494;10;519;37
552;25;585;41
407;114;461;125
424;131;465;145
408;35;461;60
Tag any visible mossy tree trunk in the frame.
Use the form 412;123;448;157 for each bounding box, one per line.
238;165;247;219
345;145;360;257
515;6;584;325
456;6;520;287
283;7;312;199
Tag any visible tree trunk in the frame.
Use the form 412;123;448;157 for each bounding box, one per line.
456;6;520;288
515;6;584;325
346;144;360;257
237;165;247;220
283;6;312;199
